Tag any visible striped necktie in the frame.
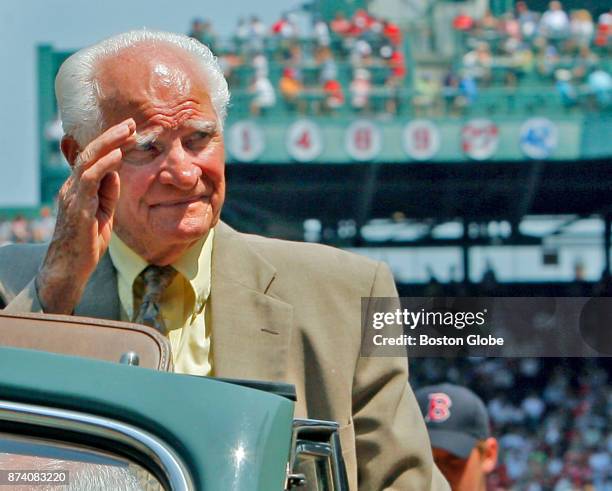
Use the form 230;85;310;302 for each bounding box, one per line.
132;265;177;335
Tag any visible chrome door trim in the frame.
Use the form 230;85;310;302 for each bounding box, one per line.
289;418;349;491
0;399;193;491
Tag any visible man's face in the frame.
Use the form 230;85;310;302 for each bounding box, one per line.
433;447;495;491
96;45;225;263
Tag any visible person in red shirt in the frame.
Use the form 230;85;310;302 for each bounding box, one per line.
323;79;344;112
453;11;475;31
330;12;351;36
389;50;406;80
383;19;402;46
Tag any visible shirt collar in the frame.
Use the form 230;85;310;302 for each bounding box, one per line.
172;228;214;303
108;233;148;295
108;228;215;303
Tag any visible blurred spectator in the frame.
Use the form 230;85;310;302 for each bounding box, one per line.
383;19;402;47
250;74;276;116
349;68;371;112
570;10;594;49
412;73;440;116
539;1;570;40
188;18;204;42
284;43;303;70
350;39;373;68
453;10;475;32
31;207;55;243
384;49;406;114
516;1;539;40
538;43;560;77
513;42;536;78
279;67;303;110
587;68;612;107
313;17;330;48
271;13;298;41
388;49;406;82
0;219;11;246
234;17;249;48
317;47;338;83
442;72;463;114
189;18;217;54
351;9;375;37
247;15;266;54
478;9;500;39
330;11;351;36
10;215;30;243
521;391;546;431
217;48;242;87
595;9;612;47
500;11;521;42
252;51;269;79
459;72;479;106
463;42;493;85
572;46;598;80
361;19;385;55
322;79;344;112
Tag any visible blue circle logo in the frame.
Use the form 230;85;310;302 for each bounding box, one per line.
520;118;558;160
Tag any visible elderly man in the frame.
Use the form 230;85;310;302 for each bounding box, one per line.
0;30;448;490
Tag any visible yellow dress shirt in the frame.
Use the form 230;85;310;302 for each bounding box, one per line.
108;229;214;376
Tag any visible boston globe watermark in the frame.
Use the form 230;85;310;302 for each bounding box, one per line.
361;297;612;357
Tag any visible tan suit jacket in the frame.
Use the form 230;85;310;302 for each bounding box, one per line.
0;221;449;491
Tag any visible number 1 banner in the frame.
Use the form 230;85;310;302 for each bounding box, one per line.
228;121;265;162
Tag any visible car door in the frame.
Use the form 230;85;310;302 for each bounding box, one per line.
0;346;295;490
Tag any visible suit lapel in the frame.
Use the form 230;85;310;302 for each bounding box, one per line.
75;253;120;320
210;222;293;382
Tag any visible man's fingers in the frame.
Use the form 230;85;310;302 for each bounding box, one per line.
78;148;123;196
98;171;121;213
74;118;135;174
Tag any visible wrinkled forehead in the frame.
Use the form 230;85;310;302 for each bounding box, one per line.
94;43;210;122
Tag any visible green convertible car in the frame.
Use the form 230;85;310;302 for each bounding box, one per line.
0;311;348;490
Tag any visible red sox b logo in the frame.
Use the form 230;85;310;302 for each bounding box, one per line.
426;392;452;422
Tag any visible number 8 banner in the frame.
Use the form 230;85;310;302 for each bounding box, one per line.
345;120;382;161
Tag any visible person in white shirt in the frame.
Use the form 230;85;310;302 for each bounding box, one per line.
539;1;570;39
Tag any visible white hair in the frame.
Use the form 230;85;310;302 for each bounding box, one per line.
55;29;230;147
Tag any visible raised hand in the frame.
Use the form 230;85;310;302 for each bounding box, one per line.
36;118;136;313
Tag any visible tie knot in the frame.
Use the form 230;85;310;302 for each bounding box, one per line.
141;265;177;302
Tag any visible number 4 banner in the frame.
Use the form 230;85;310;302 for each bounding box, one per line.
286;120;324;162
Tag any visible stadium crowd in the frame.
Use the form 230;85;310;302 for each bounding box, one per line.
190;10;406;116
449;1;612;112
411;357;611;490
184;3;612;117
0;208;55;245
